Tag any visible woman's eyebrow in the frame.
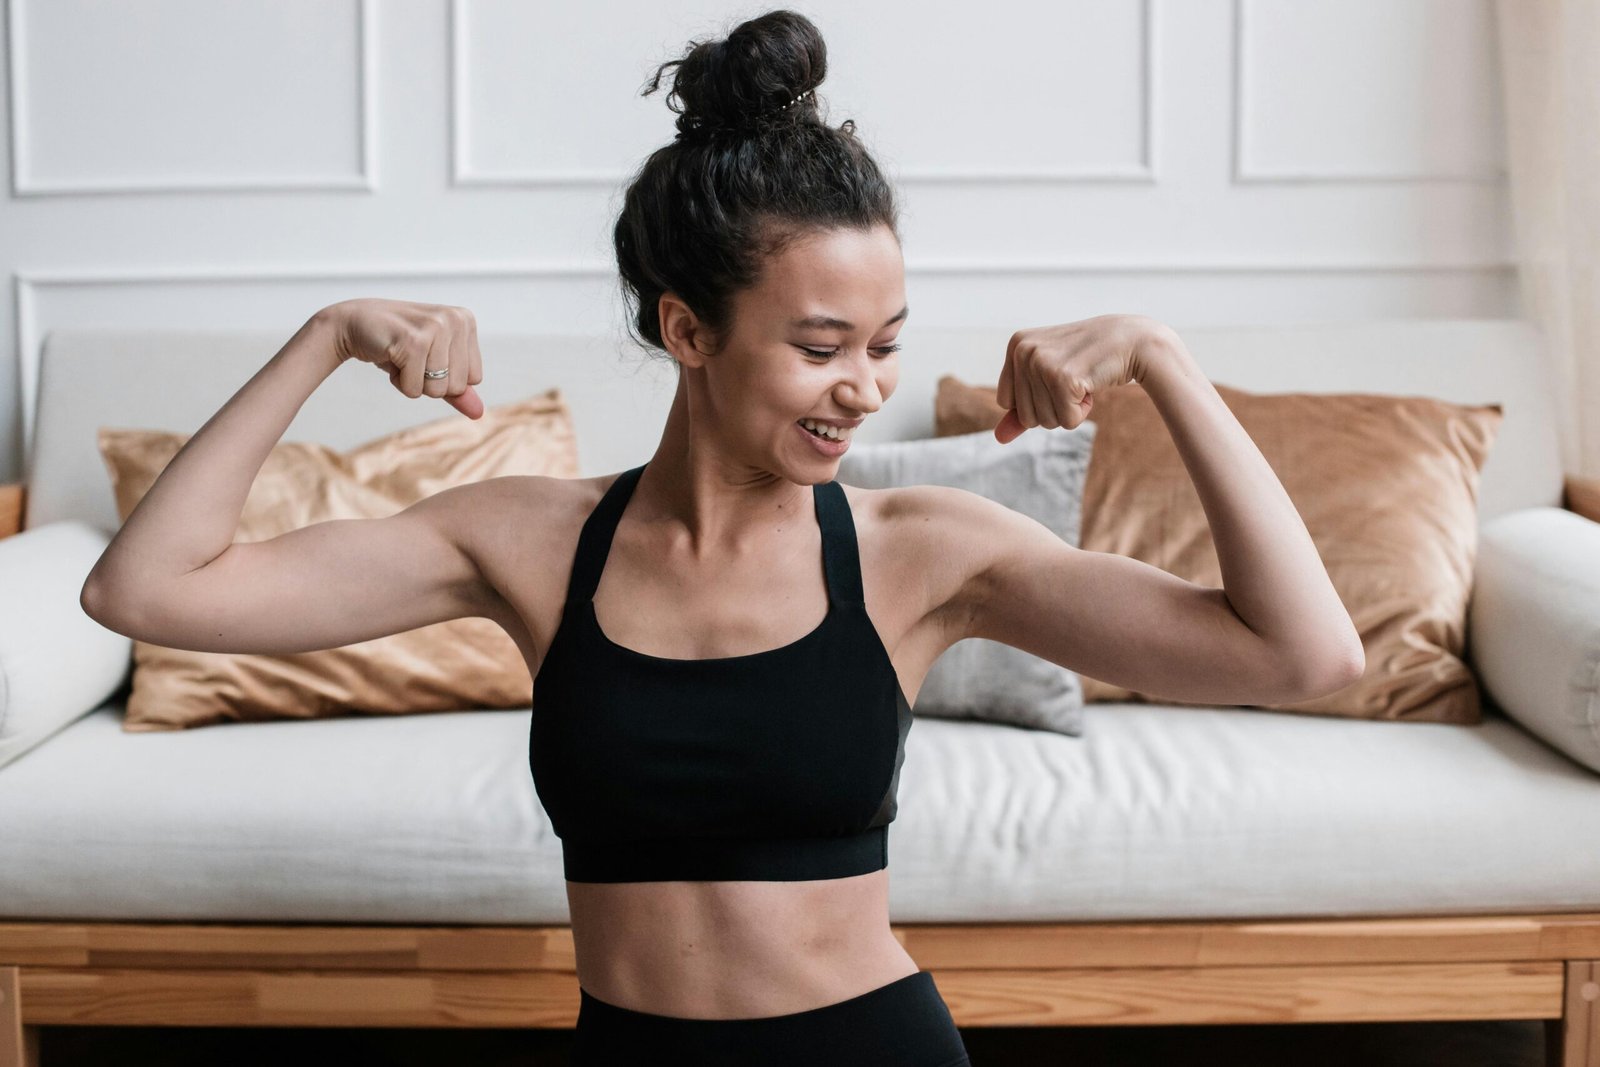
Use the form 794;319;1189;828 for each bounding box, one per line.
790;304;910;331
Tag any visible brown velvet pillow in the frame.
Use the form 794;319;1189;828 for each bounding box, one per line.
934;375;1504;724
98;389;579;731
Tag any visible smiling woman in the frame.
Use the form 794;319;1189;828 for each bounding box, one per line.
631;219;910;473
526;7;976;1067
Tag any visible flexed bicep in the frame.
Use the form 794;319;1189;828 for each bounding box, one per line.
931;484;1307;707
84;480;502;656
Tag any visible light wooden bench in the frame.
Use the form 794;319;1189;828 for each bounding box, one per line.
2;915;1598;1066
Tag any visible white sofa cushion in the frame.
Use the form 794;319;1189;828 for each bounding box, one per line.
1469;506;1600;774
2;699;1598;923
0;521;131;771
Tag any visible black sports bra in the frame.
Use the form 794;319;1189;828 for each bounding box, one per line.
528;462;914;883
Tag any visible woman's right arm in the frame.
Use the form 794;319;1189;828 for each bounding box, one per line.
79;300;505;655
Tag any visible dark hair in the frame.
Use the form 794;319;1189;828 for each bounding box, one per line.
613;10;902;361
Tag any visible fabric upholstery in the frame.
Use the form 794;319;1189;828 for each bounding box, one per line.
4;699;1598;922
1470;506;1600;773
96;390;577;731
0;521;131;769
838;427;1096;735
934;375;1504;723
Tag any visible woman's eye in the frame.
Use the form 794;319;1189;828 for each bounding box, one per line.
800;344;902;358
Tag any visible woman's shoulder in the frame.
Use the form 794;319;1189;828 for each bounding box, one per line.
836;479;989;567
445;473;614;571
836;480;991;530
450;472;602;517
836;480;994;649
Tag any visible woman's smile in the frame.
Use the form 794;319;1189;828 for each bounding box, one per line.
795;418;852;455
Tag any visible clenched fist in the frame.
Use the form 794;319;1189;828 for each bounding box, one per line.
994;314;1171;443
324;297;485;419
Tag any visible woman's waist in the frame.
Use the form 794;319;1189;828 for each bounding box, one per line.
564;873;913;1018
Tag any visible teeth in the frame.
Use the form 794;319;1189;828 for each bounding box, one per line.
800;419;854;441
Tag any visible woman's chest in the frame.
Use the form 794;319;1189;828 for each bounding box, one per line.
488;480;945;705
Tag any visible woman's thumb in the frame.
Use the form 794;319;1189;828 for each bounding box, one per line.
994;408;1026;444
448;385;485;420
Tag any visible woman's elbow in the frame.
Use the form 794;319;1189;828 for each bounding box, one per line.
1291;641;1367;700
80;578;152;640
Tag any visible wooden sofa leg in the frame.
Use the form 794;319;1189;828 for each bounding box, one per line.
0;967;41;1067
1547;959;1600;1067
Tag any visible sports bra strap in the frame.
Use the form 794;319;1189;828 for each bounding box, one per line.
814;479;864;607
564;463;865;608
565;463;646;606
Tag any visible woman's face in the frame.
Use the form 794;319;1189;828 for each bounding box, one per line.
667;223;908;480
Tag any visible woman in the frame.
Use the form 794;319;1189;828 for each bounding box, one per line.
81;9;1364;1065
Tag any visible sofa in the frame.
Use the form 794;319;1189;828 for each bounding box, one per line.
2;318;1599;1067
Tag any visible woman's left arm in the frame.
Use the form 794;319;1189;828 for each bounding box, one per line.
937;313;1365;704
1132;325;1363;680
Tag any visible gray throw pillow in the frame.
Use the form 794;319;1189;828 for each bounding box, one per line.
837;425;1097;736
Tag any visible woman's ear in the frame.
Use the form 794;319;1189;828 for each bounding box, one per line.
658;292;715;370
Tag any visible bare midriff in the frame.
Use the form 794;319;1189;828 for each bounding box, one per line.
565;867;920;1020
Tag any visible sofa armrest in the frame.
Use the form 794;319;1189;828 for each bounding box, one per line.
1470;506;1600;774
0;520;132;771
1567;474;1600;525
0;482;23;539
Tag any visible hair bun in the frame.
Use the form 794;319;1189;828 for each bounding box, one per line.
646;9;825;140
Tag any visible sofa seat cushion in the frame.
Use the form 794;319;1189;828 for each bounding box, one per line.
1;702;1596;923
0;705;565;923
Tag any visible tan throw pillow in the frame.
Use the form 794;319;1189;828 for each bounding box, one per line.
933;374;1504;724
98;389;579;731
935;374;1014;438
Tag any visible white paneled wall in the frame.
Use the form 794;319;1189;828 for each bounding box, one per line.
0;0;1513;483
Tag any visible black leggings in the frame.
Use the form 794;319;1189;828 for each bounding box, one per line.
571;969;972;1066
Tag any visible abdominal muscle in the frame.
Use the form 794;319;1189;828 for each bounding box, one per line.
564;867;920;1020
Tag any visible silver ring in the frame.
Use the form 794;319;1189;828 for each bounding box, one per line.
423;367;449;380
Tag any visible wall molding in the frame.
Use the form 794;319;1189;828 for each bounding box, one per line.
7;0;379;197
1231;0;1507;185
449;0;1159;187
12;254;1513;467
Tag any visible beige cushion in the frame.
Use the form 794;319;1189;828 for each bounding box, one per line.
97;390;578;731
934;375;1504;724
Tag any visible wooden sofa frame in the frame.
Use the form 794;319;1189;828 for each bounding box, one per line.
1;915;1598;1066
3;477;1598;1067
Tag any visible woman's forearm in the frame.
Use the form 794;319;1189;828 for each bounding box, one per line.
1136;329;1364;682
84;310;345;601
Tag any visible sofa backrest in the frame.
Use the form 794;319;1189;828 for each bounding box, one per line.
23;319;1562;535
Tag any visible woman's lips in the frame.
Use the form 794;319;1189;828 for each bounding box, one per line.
796;419;850;455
